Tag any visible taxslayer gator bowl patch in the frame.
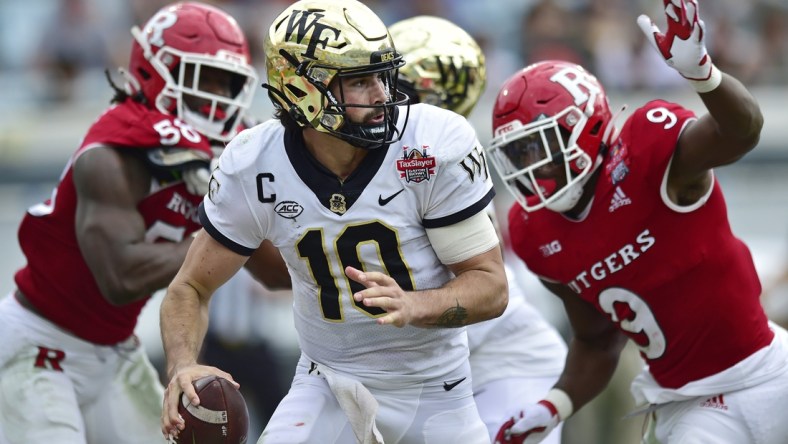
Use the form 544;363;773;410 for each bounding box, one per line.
397;145;436;183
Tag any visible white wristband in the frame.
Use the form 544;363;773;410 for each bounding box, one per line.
688;64;722;93
544;388;574;421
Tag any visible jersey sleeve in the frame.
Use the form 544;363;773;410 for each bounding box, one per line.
625;100;697;176
420;109;495;228
80;100;212;160
198;128;266;255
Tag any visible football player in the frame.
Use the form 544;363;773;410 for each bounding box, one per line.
0;2;258;443
159;1;508;443
389;15;568;444
488;1;788;443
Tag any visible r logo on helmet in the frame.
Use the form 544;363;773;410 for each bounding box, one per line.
549;67;602;113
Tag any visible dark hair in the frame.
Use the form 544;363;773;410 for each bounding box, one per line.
104;69;147;105
274;107;304;132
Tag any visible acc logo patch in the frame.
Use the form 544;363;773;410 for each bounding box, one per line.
397;145;436;183
275;201;304;219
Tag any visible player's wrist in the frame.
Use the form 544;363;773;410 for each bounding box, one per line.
687;63;722;93
542;388;574;421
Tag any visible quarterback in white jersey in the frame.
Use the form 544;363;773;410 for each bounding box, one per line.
159;2;508;443
205;104;496;378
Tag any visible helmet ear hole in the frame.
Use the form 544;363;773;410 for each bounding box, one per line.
588;120;603;136
137;68;152;81
285;84;307;99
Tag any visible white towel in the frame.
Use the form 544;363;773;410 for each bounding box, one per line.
314;363;384;444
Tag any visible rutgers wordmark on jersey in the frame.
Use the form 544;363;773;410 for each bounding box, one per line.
509;100;773;389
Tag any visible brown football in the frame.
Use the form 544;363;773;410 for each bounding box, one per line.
175;375;249;444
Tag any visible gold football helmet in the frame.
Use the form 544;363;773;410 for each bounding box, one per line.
389;16;486;117
263;0;409;149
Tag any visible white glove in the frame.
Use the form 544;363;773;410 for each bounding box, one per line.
637;0;721;92
182;165;210;196
182;157;219;196
494;401;560;444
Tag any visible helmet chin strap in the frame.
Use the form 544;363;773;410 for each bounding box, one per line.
547;105;627;214
183;107;230;141
334;106;401;150
545;152;605;213
545;181;584;212
602;104;628;145
337;120;389;149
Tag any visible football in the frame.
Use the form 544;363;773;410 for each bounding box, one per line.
175;375;249;444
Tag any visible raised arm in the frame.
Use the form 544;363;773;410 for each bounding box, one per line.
670;73;763;184
637;0;763;195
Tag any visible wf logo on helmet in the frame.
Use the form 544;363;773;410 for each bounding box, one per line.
397;145;436;183
284;10;342;59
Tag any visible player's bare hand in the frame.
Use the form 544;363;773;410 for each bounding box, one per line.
346;265;415;327
161;364;238;440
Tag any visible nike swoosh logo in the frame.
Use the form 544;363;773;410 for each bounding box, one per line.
442;377;466;391
378;189;404;206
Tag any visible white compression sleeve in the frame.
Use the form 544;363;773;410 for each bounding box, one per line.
425;210;499;265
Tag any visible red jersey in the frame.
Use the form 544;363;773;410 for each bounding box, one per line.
508;100;773;388
15;99;209;345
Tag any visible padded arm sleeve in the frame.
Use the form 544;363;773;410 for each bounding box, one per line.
425;210;499;264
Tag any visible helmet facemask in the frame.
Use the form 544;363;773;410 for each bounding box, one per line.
322;60;409;149
265;48;409;150
489;107;595;213
489;60;613;214
145;44;258;142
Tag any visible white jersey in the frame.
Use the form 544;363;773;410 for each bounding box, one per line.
467;264;567;389
200;104;495;381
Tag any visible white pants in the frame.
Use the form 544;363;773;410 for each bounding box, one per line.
637;323;788;443
259;354;490;444
0;295;164;444
473;375;563;444
647;373;788;444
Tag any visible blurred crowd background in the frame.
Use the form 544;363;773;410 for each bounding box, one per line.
1;1;787;443
2;0;788;104
2;0;788;173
